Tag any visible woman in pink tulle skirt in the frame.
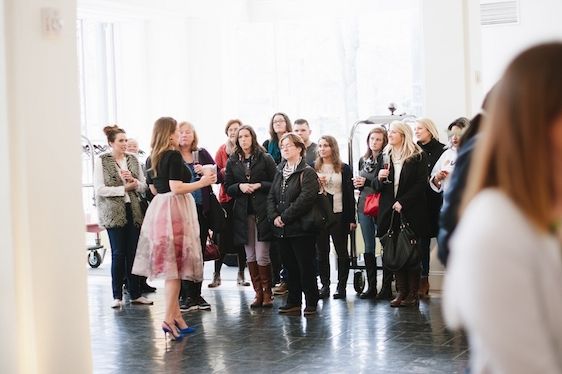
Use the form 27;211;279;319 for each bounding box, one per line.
132;117;216;341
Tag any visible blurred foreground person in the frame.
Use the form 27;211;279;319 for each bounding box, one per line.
443;43;562;373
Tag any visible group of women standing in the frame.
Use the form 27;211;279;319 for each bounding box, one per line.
95;110;467;341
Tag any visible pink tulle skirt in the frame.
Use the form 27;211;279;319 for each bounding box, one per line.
132;192;203;282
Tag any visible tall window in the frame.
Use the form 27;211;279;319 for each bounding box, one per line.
77;20;117;142
76;1;423;160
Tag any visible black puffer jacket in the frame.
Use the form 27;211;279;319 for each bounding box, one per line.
225;151;277;245
267;159;320;238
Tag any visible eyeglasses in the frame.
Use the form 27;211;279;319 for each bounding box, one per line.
280;143;296;150
273;119;286;124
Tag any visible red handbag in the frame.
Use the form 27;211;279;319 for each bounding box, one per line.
363;193;381;217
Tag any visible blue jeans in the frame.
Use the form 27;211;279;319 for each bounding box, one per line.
357;211;377;255
106;204;142;300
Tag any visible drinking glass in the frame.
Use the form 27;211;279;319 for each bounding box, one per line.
382;153;392;184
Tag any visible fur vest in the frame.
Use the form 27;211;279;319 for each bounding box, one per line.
96;153;144;228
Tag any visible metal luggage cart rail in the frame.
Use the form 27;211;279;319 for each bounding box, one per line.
82;135;107;268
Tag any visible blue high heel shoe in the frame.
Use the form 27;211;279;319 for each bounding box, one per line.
175;321;195;334
162;321;184;341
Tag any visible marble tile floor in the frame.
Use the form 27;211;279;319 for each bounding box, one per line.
87;260;469;374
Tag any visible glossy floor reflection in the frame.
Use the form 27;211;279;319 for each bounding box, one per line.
88;260;469;374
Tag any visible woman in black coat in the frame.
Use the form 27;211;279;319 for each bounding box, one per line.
267;133;320;315
414;118;445;297
375;121;428;308
225;125;277;308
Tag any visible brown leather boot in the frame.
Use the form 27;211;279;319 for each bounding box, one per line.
247;261;263;308
390;271;408;307
418;276;430;298
401;269;421;307
258;264;273;308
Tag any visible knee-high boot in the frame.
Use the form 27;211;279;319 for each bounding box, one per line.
360;253;377;299
376;268;394;300
247;261;263;308
258;264;273;307
401;268;421;307
390;271;409;307
333;258;350;299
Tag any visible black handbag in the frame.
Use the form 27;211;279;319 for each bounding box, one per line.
300;192;337;233
137;193;149;215
380;211;420;272
207;192;227;233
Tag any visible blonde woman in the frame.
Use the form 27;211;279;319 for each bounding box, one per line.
444;43;562;373
375;121;428;307
133;117;216;341
414;118;445;296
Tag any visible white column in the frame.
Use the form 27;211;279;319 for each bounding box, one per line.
422;0;482;129
421;0;482;291
0;0;92;373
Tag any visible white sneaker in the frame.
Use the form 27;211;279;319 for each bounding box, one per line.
111;299;123;309
131;296;154;305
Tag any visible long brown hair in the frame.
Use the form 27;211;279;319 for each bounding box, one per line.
148;117;177;177
315;135;343;173
462;42;562;232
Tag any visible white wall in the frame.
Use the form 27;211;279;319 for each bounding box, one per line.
422;0;483;133
420;0;483;290
481;0;562;92
0;0;17;372
1;0;92;372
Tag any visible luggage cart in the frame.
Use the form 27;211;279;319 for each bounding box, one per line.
82;135;107;268
347;111;416;293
